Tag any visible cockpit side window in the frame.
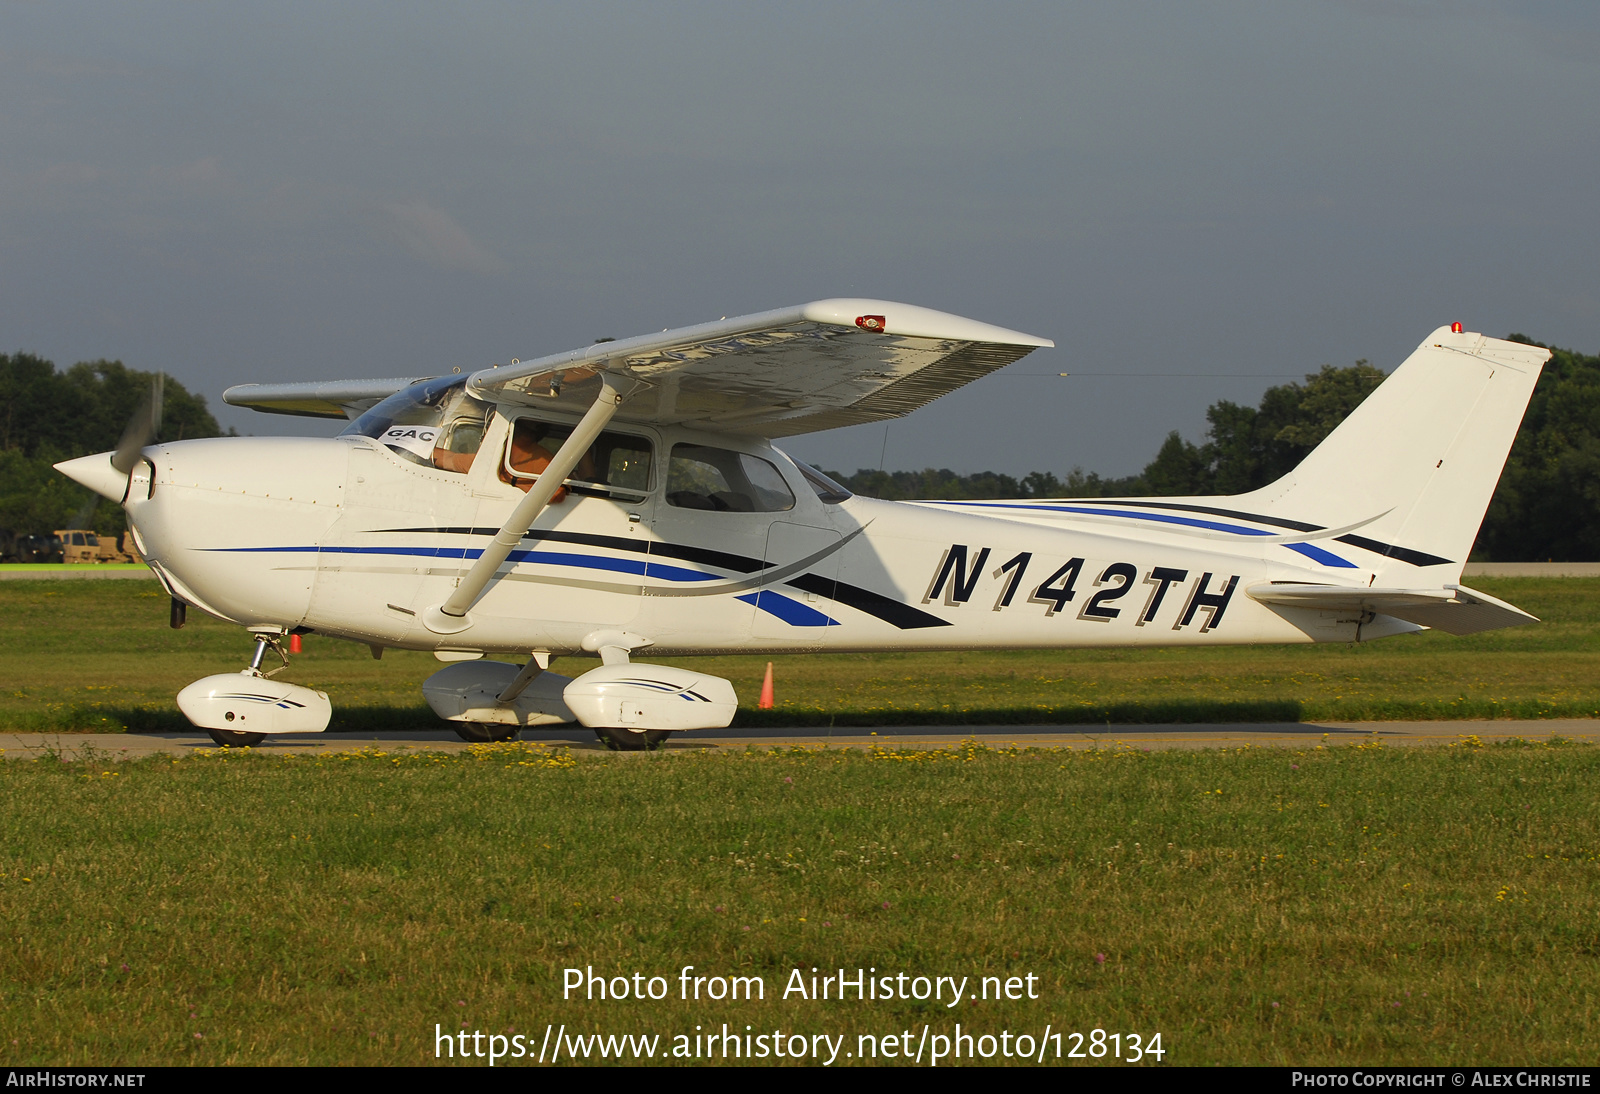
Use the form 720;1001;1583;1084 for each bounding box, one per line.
501;417;654;503
666;444;796;512
340;376;492;474
432;406;490;474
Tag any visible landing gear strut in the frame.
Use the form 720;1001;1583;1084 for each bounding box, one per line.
247;632;290;676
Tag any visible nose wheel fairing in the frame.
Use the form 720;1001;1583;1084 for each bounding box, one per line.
176;672;332;737
176;632;332;742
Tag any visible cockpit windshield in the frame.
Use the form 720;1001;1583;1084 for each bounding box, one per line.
790;458;853;503
340;377;493;472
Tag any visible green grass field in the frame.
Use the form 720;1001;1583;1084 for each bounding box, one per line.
2;577;1598;732
2;739;1595;1065
4;580;1598;1066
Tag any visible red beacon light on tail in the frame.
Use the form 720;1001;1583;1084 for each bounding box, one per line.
1451;322;1464;333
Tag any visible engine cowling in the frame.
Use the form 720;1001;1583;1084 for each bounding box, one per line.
563;664;738;731
176;672;332;734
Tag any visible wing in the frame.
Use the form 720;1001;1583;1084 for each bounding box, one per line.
1247;582;1538;636
221;377;429;420
465;298;1053;437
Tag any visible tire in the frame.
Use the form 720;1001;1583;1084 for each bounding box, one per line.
451;722;521;743
207;729;266;748
592;726;673;752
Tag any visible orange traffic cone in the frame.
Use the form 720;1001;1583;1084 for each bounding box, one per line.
758;661;775;710
289;633;302;654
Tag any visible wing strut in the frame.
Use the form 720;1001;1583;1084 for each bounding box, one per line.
422;371;642;635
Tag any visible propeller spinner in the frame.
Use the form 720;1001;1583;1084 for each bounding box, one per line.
55;373;165;503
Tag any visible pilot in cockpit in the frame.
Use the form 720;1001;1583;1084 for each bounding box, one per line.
430;416;485;475
498;419;597;503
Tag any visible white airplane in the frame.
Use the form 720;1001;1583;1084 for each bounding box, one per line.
57;300;1549;750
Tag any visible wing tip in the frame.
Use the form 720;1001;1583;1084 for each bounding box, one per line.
801;298;1053;348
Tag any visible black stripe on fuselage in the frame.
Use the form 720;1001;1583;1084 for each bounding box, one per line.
369;526;948;629
785;573;951;630
1068;501;1453;568
1328;535;1451;569
371;526;764;573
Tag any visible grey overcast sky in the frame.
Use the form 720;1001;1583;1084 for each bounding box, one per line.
3;1;1597;476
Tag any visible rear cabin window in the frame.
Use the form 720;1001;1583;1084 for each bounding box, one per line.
666;444;795;513
501;418;654;503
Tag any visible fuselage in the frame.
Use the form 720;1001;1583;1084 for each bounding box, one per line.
120;403;1392;659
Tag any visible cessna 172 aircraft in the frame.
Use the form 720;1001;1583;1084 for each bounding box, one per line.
57;299;1549;749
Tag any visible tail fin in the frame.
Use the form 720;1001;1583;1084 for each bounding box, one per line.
1239;326;1549;582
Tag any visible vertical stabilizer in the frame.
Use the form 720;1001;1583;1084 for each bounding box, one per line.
1239;327;1548;582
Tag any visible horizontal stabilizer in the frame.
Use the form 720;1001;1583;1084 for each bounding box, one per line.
1246;582;1538;636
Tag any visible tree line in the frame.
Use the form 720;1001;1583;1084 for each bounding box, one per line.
3;337;1597;559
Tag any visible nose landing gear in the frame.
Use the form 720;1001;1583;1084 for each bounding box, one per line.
177;630;332;747
205;635;287;748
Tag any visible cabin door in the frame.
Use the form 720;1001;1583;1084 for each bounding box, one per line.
752;522;842;642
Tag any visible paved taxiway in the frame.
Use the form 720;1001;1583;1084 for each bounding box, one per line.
1;719;1595;760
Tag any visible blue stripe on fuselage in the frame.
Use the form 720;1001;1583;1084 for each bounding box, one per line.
936;501;1358;568
737;590;839;627
939;501;1275;536
203;544;717;583
1283;542;1359;568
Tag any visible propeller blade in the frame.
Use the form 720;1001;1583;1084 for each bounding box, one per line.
110;373;164;475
